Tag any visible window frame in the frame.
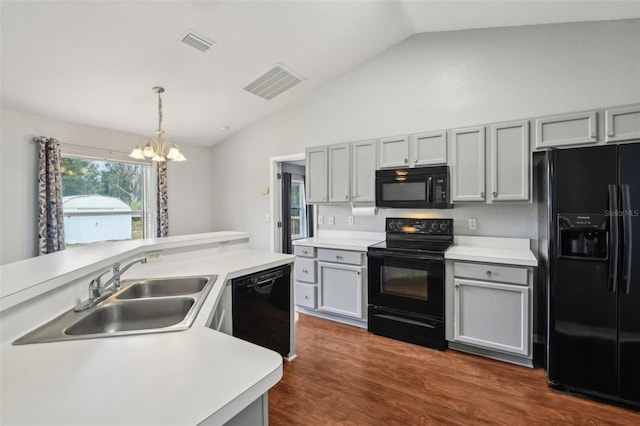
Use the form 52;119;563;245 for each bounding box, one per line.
59;144;156;244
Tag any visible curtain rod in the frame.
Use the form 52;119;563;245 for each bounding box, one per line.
30;138;131;157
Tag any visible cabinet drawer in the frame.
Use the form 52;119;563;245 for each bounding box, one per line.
454;262;527;286
317;248;363;265
295;282;317;308
294;245;315;258
294;258;316;283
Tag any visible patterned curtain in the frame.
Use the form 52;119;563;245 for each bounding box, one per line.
156;161;169;237
36;137;66;254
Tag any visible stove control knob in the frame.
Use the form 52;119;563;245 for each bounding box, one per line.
439;222;448;232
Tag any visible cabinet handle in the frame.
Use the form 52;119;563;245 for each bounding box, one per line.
413;157;418;163
302;250;308;254
345;195;348;200
304;295;309;299
492;191;498;197
486;270;493;277
404;158;408;164
336;255;343;260
302;269;308;273
481;192;485;198
455;284;459;288
591;131;597;138
608;131;615;137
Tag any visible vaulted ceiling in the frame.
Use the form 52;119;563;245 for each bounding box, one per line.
2;1;639;147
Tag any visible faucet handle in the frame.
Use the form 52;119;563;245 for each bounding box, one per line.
89;270;110;298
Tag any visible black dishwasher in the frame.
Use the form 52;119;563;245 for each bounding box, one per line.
232;264;291;357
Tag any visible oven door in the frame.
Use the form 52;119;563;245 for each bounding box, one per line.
367;249;444;318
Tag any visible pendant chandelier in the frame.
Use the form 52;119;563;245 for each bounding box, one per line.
129;86;186;162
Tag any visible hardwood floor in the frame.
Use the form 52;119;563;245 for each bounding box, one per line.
269;313;640;425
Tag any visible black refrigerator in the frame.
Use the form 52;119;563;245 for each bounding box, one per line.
540;143;640;408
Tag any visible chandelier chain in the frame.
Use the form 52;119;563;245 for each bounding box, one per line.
157;93;163;133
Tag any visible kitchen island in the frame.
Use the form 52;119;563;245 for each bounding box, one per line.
0;232;294;425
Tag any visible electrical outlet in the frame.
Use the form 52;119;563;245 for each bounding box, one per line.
348;216;354;226
328;216;335;225
318;215;324;225
146;251;162;262
468;218;477;230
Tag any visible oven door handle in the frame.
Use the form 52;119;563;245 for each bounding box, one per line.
367;251;442;262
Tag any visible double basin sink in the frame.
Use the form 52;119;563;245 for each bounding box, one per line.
14;275;217;345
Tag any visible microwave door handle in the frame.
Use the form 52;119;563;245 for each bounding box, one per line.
608;184;619;293
427;176;433;203
621;184;632;294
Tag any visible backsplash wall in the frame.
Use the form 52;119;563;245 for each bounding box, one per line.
317;203;537;240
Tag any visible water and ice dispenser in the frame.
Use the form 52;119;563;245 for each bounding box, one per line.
558;214;608;260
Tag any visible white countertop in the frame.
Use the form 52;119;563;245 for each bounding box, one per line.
0;233;295;425
293;230;384;251
445;236;537;267
1;328;282;426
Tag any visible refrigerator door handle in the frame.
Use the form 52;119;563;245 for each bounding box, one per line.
621;184;633;294
608;184;619;293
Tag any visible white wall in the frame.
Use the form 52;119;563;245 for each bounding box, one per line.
0;109;213;264
211;19;640;251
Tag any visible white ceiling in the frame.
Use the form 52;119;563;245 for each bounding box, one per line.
2;1;639;148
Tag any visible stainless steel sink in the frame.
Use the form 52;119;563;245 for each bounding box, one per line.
13;274;217;345
65;298;195;335
116;277;209;299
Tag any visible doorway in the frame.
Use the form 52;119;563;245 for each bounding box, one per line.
269;154;315;253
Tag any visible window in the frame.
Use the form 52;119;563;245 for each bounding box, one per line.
60;155;153;247
290;177;308;240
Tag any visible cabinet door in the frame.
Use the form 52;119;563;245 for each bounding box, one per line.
305;146;328;203
318;262;363;318
534;111;597;149
378;136;409;169
451;126;486;202
454;278;529;356
605;105;640;143
294;258;316;283
351;139;376;203
328;143;351;203
410;131;447;166
490;120;530;202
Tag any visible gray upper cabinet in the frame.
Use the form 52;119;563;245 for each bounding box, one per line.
490;120;530;202
410;131;447;166
534;111;597;149
605;105;640;143
451;126;486;202
351;139;376;203
378;135;410;168
328;144;351;203
305;146;328;203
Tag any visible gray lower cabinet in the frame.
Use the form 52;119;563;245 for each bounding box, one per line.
293;245;367;326
318;261;362;318
448;261;532;366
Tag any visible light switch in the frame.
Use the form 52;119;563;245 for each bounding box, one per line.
468;218;477;230
348;216;354;226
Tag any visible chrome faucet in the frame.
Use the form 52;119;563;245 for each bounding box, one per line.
74;257;147;311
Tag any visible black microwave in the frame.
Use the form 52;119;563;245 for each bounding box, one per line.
375;166;451;209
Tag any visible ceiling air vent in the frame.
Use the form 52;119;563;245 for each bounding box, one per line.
180;31;214;53
243;64;304;101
